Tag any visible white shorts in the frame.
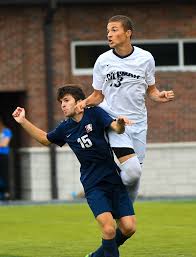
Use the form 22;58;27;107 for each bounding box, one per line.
108;121;147;163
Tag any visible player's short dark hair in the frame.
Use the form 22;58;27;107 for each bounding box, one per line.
57;84;85;102
108;15;134;32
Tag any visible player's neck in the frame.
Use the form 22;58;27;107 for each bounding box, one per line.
114;44;133;57
72;112;84;123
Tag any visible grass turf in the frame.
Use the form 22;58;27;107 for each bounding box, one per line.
0;200;196;257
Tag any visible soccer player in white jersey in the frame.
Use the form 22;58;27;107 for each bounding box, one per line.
76;15;175;202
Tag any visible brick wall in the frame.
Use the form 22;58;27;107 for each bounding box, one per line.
0;3;196;145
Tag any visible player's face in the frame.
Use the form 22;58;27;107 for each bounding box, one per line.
107;21;131;48
60;94;77;117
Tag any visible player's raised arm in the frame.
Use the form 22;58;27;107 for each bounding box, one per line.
12;107;51;146
110;116;133;134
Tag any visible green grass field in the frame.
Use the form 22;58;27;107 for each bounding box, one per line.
0;201;196;257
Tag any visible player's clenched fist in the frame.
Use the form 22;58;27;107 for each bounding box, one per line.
159;90;175;102
12;107;26;124
75;100;86;114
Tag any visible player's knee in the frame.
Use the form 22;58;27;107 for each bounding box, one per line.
120;218;136;237
124;223;136;237
102;224;116;239
120;156;142;186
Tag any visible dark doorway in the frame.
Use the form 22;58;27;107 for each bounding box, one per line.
0;91;26;199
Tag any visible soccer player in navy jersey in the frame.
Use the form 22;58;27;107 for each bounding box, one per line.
12;85;136;257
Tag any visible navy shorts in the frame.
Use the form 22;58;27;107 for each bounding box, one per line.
85;181;135;218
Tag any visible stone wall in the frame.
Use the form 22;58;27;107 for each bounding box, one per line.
19;143;196;200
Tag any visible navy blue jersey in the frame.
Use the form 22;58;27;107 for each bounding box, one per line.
47;107;122;192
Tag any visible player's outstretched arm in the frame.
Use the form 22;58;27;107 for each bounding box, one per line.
75;89;104;113
110;116;133;134
12;107;51;146
147;85;175;103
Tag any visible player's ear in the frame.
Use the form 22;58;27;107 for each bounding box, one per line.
126;29;132;38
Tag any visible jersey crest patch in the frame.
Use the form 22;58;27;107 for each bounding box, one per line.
85;124;93;133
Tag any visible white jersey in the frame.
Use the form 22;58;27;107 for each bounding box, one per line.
92;46;155;122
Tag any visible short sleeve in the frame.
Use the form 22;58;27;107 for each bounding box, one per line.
92;58;104;90
145;55;155;86
47;123;66;147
